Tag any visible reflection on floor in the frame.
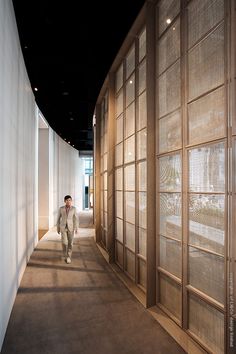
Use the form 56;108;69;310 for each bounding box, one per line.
1;212;185;354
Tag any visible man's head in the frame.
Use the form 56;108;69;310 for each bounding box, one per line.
64;195;72;207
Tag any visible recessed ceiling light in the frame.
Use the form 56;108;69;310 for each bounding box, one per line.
62;91;69;96
70;117;74;121
166;18;171;24
34;87;38;91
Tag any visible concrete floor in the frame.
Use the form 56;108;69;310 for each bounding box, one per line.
2;211;185;354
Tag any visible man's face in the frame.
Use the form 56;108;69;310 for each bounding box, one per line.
65;198;72;207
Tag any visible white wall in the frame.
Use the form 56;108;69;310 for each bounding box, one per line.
0;0;38;349
0;1;84;350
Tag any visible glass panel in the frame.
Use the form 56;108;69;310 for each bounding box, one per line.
158;18;180;75
188;87;225;145
138;258;147;288
188;24;224;101
189;142;225;193
125;222;135;251
159;273;181;320
115;168;123;191
116;89;123;117
138;60;146;94
116;241;123;267
138;91;147;131
159;154;181;192
189;246;224;303
115;143;123;166
158;60;180;118
189;194;225;255
125;249;135;279
139;28;146;62
160;236;181;278
116;64;123;93
116;114;123;144
116;218;123;243
139;192;146;229
188;0;224;48
137;129;147;160
125;164;135;191
126;45;135;79
159;109;181;153
138;161;146;191
158;0;180;36
125;102;135;138
159;193;182;240
124;135;135;163
139;228;146;257
125;191;135;224
126;74;135;107
116;191;123;219
189;294;224;354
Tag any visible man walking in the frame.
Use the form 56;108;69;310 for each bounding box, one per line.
57;195;78;264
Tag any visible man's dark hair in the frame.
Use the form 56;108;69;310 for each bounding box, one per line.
64;195;72;201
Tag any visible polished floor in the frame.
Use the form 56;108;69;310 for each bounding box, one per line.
2;211;185;354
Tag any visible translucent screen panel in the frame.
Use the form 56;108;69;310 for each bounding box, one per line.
125;222;135;251
159;273;181;320
188;24;224;101
126;45;135;79
125;103;135;138
116;241;123;267
115;168;123;190
116;64;123;93
124;164;135;191
116;114;123;144
137;129;147;160
138;60;146;94
104;212;107;230
159;109;181;153
138;91;147;131
138;161;147;191
189;246;224;304
103;132;107;153
100;156;103;175
189;293;224;354
116;218;123;243
139;28;146;62
160;236;181;278
189;194;225;255
188;0;224;49
138;258;147;288
188;87;225;145
126;75;135;107
116;191;123;219
125;249;135;279
115;143;123;167
158;60;180;118
158;0;180;36
103;153;107;172
159;154;181;192
103;172;107;190
139;228;146;258
104;191;107;212
158;18;180;75
125;191;135;224
116;89;123;118
160;193;182;240
139;192;146;229
189;142;225;193
124;135;135;163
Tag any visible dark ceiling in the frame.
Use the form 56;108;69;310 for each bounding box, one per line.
12;0;145;151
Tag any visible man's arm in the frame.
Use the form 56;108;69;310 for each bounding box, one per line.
73;207;79;233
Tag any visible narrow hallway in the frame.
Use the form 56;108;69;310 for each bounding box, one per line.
2;212;185;354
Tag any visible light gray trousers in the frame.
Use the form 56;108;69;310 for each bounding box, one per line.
61;229;74;258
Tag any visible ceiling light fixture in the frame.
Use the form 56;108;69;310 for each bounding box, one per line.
166;18;171;24
34;87;38;91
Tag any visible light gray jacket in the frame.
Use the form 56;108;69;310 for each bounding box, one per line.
56;206;78;233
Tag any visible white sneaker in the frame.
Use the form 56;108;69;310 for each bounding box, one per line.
66;257;71;264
